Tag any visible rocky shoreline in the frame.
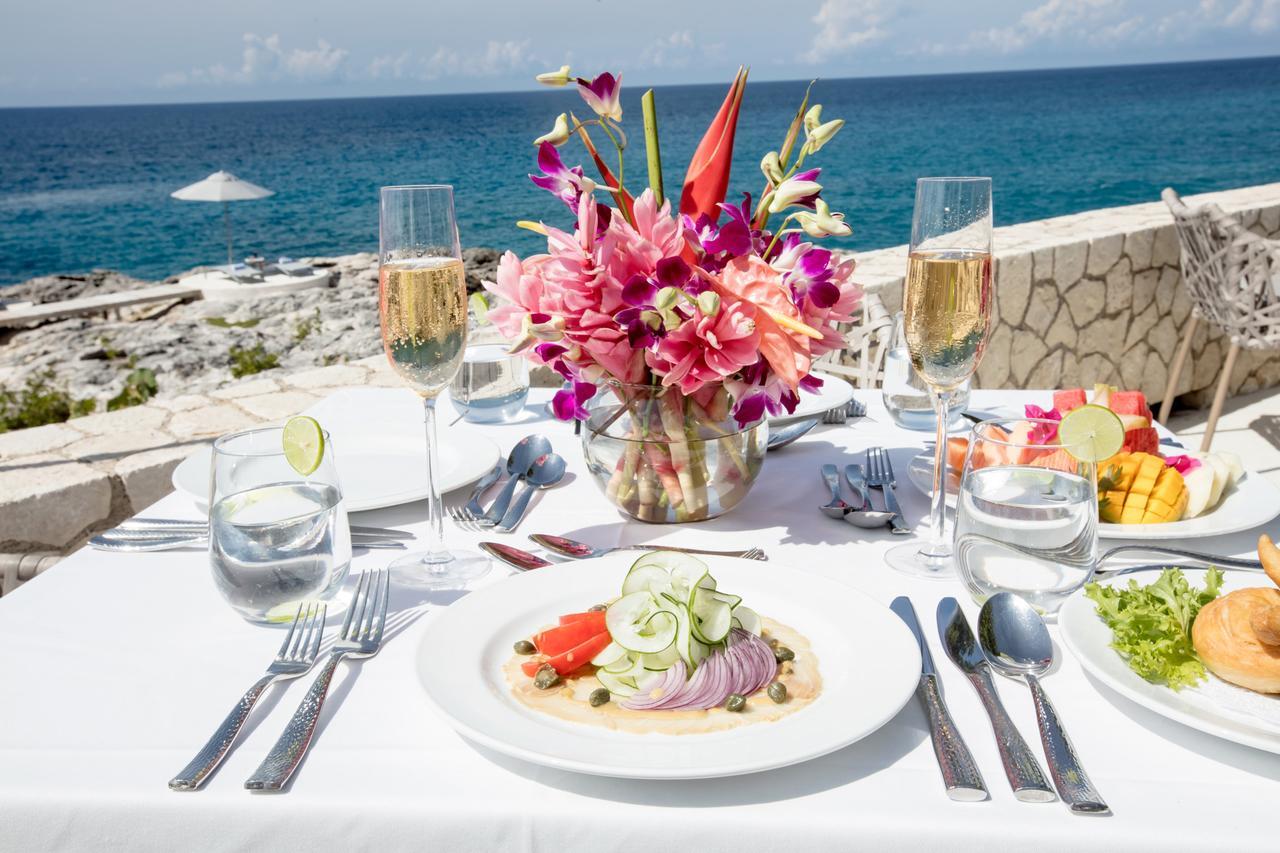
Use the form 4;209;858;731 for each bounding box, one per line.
0;248;501;408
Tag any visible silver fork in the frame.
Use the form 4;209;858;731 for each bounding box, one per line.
448;465;503;530
169;601;326;791
244;569;391;791
865;447;911;535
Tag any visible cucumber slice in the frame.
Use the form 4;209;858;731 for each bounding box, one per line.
730;605;761;636
621;564;671;597
606;591;678;654
590;641;628;668
629;552;709;606
596;668;638;697
641;644;680;671
690;585;733;644
603;652;637;673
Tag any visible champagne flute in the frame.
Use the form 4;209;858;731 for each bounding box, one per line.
885;177;993;578
379;185;489;587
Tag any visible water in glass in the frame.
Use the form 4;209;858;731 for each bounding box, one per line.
449;344;530;423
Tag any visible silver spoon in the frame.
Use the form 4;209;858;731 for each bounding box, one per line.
498;453;566;532
819;464;851;518
978;593;1110;815
482;434;553;525
841;507;898;529
480;541;552;571
767;418;819;451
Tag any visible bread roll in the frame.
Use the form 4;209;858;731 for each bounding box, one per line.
1192;588;1280;694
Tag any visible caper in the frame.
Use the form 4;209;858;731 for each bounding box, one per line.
588;603;608;612
589;687;611;707
725;693;747;713
773;645;795;663
767;682;787;704
513;639;536;655
533;667;561;690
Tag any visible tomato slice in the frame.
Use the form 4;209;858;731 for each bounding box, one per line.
558;611;606;628
534;615;607;656
522;631;612;678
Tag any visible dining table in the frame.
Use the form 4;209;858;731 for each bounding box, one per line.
0;386;1275;852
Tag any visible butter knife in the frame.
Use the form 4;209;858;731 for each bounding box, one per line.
889;596;987;802
937;598;1055;803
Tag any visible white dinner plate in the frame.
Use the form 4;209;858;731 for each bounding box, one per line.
768;370;854;425
171;388;500;512
415;555;920;779
1060;569;1280;755
905;450;1279;540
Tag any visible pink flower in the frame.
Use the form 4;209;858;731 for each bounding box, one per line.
1024;404;1062;444
647;300;760;395
577;72;622;122
1164;454;1201;475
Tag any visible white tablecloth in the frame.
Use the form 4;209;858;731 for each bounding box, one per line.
1;389;1275;852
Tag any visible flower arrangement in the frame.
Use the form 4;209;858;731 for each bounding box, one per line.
483;66;862;521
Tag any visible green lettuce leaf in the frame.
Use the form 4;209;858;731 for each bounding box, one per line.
1083;568;1223;690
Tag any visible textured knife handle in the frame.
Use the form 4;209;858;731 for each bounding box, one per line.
876;486;912;535
498;482;537;531
968;671;1055;802
244;653;343;791
483;474;522;524
170;673;276;791
820;464;841;501
635;545;757;559
1026;674;1109;814
918;674;987;801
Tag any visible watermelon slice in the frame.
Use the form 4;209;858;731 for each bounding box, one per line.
1121;427;1159;455
1110;390;1152;420
1053;389;1087;413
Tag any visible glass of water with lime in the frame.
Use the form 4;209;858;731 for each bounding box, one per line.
208;418;352;623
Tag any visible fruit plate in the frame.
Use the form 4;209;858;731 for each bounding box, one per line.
768;370;854;425
172;388;500;512
1060;569;1280;755
415;554;920;779
906;451;1280;540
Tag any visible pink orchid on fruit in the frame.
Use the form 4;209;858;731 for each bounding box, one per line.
1164;454;1202;475
1024;404;1063;444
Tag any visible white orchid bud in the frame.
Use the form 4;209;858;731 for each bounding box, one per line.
696;291;721;316
768;177;823;214
794;198;852;238
760;151;784;184
535;65;572;87
654;286;680;311
806;118;845;153
534;113;572;147
804;104;823;134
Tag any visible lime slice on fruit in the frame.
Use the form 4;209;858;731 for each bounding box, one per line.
1057;404;1125;463
282;415;325;476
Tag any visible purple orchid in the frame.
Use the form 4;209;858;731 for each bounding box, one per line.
529;142;593;210
681;195;762;270
534;342;574;381
552;381;597;421
783;247;839;309
614;274;661;348
577;72;622;122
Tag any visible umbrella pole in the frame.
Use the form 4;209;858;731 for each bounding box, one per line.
224;203;233;265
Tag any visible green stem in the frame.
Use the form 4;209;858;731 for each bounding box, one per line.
641;89;664;205
762;214;797;258
596;120;635;229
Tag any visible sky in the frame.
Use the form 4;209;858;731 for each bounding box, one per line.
0;0;1277;107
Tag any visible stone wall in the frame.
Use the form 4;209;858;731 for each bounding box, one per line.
851;182;1280;404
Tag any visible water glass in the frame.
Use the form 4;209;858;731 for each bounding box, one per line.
882;311;970;431
449;344;530;423
953;418;1099;615
208;427;352;623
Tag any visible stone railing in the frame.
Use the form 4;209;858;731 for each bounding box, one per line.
851;182;1280;403
4;182;1279;590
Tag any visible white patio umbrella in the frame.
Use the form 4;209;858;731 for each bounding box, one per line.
171;171;275;265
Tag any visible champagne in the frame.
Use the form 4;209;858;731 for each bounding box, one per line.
903;249;992;390
379;257;468;396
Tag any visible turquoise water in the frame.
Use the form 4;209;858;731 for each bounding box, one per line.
0;56;1277;285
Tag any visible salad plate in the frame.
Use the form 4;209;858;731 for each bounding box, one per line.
415;554;920;779
768;370;854;425
172;388;501;511
906;451;1280;540
1059;568;1280;755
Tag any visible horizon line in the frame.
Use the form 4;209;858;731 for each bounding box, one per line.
2;52;1277;112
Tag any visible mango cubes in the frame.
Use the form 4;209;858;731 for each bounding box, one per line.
1098;452;1189;524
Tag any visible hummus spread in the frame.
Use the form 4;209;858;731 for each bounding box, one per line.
504;616;821;734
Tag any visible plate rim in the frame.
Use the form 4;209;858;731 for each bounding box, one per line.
1058;573;1280;755
414;556;921;779
171;428;500;511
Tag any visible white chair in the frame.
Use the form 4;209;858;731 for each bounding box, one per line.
1159;188;1280;449
813;290;894;388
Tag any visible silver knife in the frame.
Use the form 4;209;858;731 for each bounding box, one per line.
937;598;1056;803
876;480;911;536
889;596;987;802
843;464;869;510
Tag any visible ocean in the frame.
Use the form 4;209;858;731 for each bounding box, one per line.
1;56;1277;286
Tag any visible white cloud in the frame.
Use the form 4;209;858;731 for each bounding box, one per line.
804;0;889;64
158;33;348;88
367;39;535;81
1156;0;1280;36
640;31;698;68
910;0;1145;56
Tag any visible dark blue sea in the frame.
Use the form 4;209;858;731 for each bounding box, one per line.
1;56;1277;286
